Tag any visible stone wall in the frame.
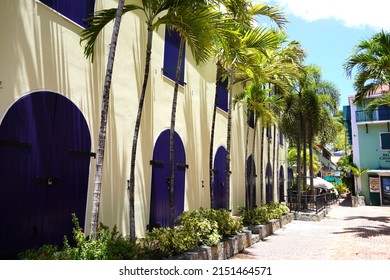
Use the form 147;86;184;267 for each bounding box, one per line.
176;213;295;260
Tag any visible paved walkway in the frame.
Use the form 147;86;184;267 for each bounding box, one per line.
230;199;390;260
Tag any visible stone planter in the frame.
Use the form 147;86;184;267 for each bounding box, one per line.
351;195;365;207
177;214;295;260
248;224;271;240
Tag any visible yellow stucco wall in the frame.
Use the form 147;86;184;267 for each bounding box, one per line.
0;0;288;238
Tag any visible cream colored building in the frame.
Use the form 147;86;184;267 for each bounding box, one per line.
0;0;288;257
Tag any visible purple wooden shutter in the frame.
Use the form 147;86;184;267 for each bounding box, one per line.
247;155;256;207
40;0;95;27
265;162;274;203
0;92;91;258
217;78;228;112
149;130;186;229
279;166;285;203
163;27;185;85
213;146;227;209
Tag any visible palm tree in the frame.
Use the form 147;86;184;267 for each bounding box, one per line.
209;1;287;210
234;82;283;208
81;0;195;239
208;1;288;209
344;30;390;106
282;65;339;202
303;67;339;195
163;1;222;228
85;0;125;239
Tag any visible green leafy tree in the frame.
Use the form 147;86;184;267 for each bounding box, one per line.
210;0;287;209
344;30;390;106
164;1;223;228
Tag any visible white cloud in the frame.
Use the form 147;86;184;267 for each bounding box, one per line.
256;0;390;30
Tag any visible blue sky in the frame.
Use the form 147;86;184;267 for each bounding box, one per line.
256;0;390;109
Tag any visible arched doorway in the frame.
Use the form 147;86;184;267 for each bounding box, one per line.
213;146;227;209
0;91;91;258
149;130;186;229
246;155;256;208
279;166;285;202
265;162;273;203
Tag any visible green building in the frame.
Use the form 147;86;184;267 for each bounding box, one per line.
344;85;390;206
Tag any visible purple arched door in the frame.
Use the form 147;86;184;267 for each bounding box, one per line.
246;155;256;208
0;91;91;258
213;146;227;209
279;166;285;203
265;162;274;204
149;130;186;229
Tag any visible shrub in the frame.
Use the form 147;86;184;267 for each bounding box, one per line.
19;208;245;259
146;208;243;258
239;205;270;225
197;208;243;237
146;227;197;257
18;244;59;260
19;214;150;260
239;202;290;226
279;202;290;215
178;209;221;246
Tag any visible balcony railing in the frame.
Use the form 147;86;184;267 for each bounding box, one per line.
356;108;390;123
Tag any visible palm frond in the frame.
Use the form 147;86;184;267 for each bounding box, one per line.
80;5;140;61
251;3;288;31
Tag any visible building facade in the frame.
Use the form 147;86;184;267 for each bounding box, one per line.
0;0;289;257
344;85;390;206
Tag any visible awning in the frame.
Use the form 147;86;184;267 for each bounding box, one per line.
367;169;390;175
306;177;335;190
324;176;342;183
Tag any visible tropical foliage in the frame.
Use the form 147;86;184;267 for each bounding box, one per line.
79;0;343;245
239;202;290;226
344;30;390;106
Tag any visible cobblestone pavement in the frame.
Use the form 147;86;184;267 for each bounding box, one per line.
229;199;390;260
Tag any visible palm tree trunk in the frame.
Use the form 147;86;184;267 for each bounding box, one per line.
309;137;314;196
128;26;154;240
296;112;302;210
225;66;234;210
302;124;307;193
91;0;125;239
210;62;222;209
169;37;185;229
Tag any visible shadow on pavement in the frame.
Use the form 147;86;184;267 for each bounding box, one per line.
333;224;390;238
338;197;352;207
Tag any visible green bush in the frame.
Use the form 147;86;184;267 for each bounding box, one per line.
178;209;222;246
146;208;243;258
279;202;290;215
18;214;151;260
239;202;290;226
18;244;59;260
239;205;270;225
197;208;243;237
18;208;249;260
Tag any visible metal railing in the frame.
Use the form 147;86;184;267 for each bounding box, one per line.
287;190;337;213
356;109;390;123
